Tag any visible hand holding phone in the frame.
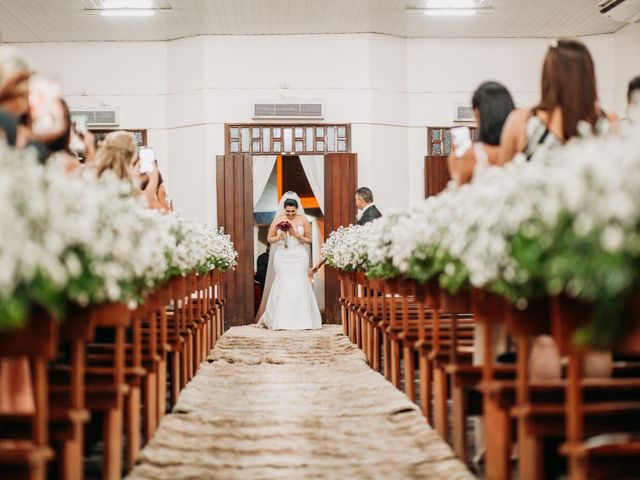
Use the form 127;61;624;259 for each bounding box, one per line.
451;126;472;158
28;74;66;140
138;147;155;174
74;117;88;134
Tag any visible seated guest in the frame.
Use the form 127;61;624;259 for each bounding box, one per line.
500;38;615;164
139;161;172;212
355;187;382;226
0;56;77;169
96;131;163;210
70;122;97;168
0;47;31;147
255;244;270;293
39;99;81;172
447;81;515;185
157;173;173;212
0;109;17;146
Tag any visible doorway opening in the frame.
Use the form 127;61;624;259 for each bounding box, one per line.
253;155;325;316
217;122;356;328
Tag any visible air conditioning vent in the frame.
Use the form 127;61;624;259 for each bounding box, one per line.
70;108;119;127
253;102;323;119
598;0;640;23
453;104;475;123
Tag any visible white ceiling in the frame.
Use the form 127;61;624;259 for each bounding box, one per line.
0;0;627;43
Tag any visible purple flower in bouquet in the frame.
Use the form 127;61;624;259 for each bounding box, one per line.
276;221;292;248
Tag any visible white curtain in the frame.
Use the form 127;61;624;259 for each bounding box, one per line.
299;155;324;213
310;218;325;311
252;155;277;207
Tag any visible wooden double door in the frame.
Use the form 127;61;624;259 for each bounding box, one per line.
216;153;357;329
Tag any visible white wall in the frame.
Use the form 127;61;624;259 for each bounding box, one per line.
12;29;637;223
614;23;640;116
405;34;618;204
16;42;171;178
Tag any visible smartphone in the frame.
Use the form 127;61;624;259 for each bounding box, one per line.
69;130;86;156
451;126;472;158
28;74;65;139
74;117;88;134
139;147;155;174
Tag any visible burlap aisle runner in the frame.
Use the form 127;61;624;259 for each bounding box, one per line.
127;325;474;479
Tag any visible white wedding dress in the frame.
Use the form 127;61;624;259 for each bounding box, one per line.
257;225;322;330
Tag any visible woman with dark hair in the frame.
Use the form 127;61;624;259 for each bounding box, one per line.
256;192;321;330
30;98;82;172
499;38;614;164
448;81;515;185
157;173;173;212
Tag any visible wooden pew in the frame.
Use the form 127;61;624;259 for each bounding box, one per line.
0;314;59;480
553;295;640;480
355;278;477;444
0;270;223;480
48;309;94;479
496;296;640;480
84;302;132;480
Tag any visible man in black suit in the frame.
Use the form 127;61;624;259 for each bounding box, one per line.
310;187;383;276
355;187;382;225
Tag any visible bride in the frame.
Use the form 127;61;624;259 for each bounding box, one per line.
256;192;322;330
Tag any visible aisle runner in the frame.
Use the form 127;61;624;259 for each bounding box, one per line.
127;325;473;479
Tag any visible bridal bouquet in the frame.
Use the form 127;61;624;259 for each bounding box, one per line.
276;221;292;248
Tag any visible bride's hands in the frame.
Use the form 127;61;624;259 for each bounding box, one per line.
287;222;299;239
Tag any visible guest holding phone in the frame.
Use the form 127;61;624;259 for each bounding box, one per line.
37;98;80;172
157;174;173;212
96;131;163;211
138;147;172;212
0;47;31;147
70;119;97;167
447;81;515;186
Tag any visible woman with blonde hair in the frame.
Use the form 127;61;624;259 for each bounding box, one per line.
96;131;163;210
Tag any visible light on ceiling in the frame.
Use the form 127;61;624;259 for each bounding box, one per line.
102;0;154;8
406;0;491;16
100;9;155;16
423;9;477;16
97;0;156;16
426;0;479;7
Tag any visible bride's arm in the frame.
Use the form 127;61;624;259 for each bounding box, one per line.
267;219;284;244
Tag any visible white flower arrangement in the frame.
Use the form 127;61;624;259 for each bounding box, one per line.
321;222;377;272
326;121;640;345
162;214;237;276
0;144;237;330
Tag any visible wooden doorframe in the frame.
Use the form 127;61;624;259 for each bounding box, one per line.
224;123;352;156
424;155;451;198
215;154;254;329
323;153;358;324
216;129;357;328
